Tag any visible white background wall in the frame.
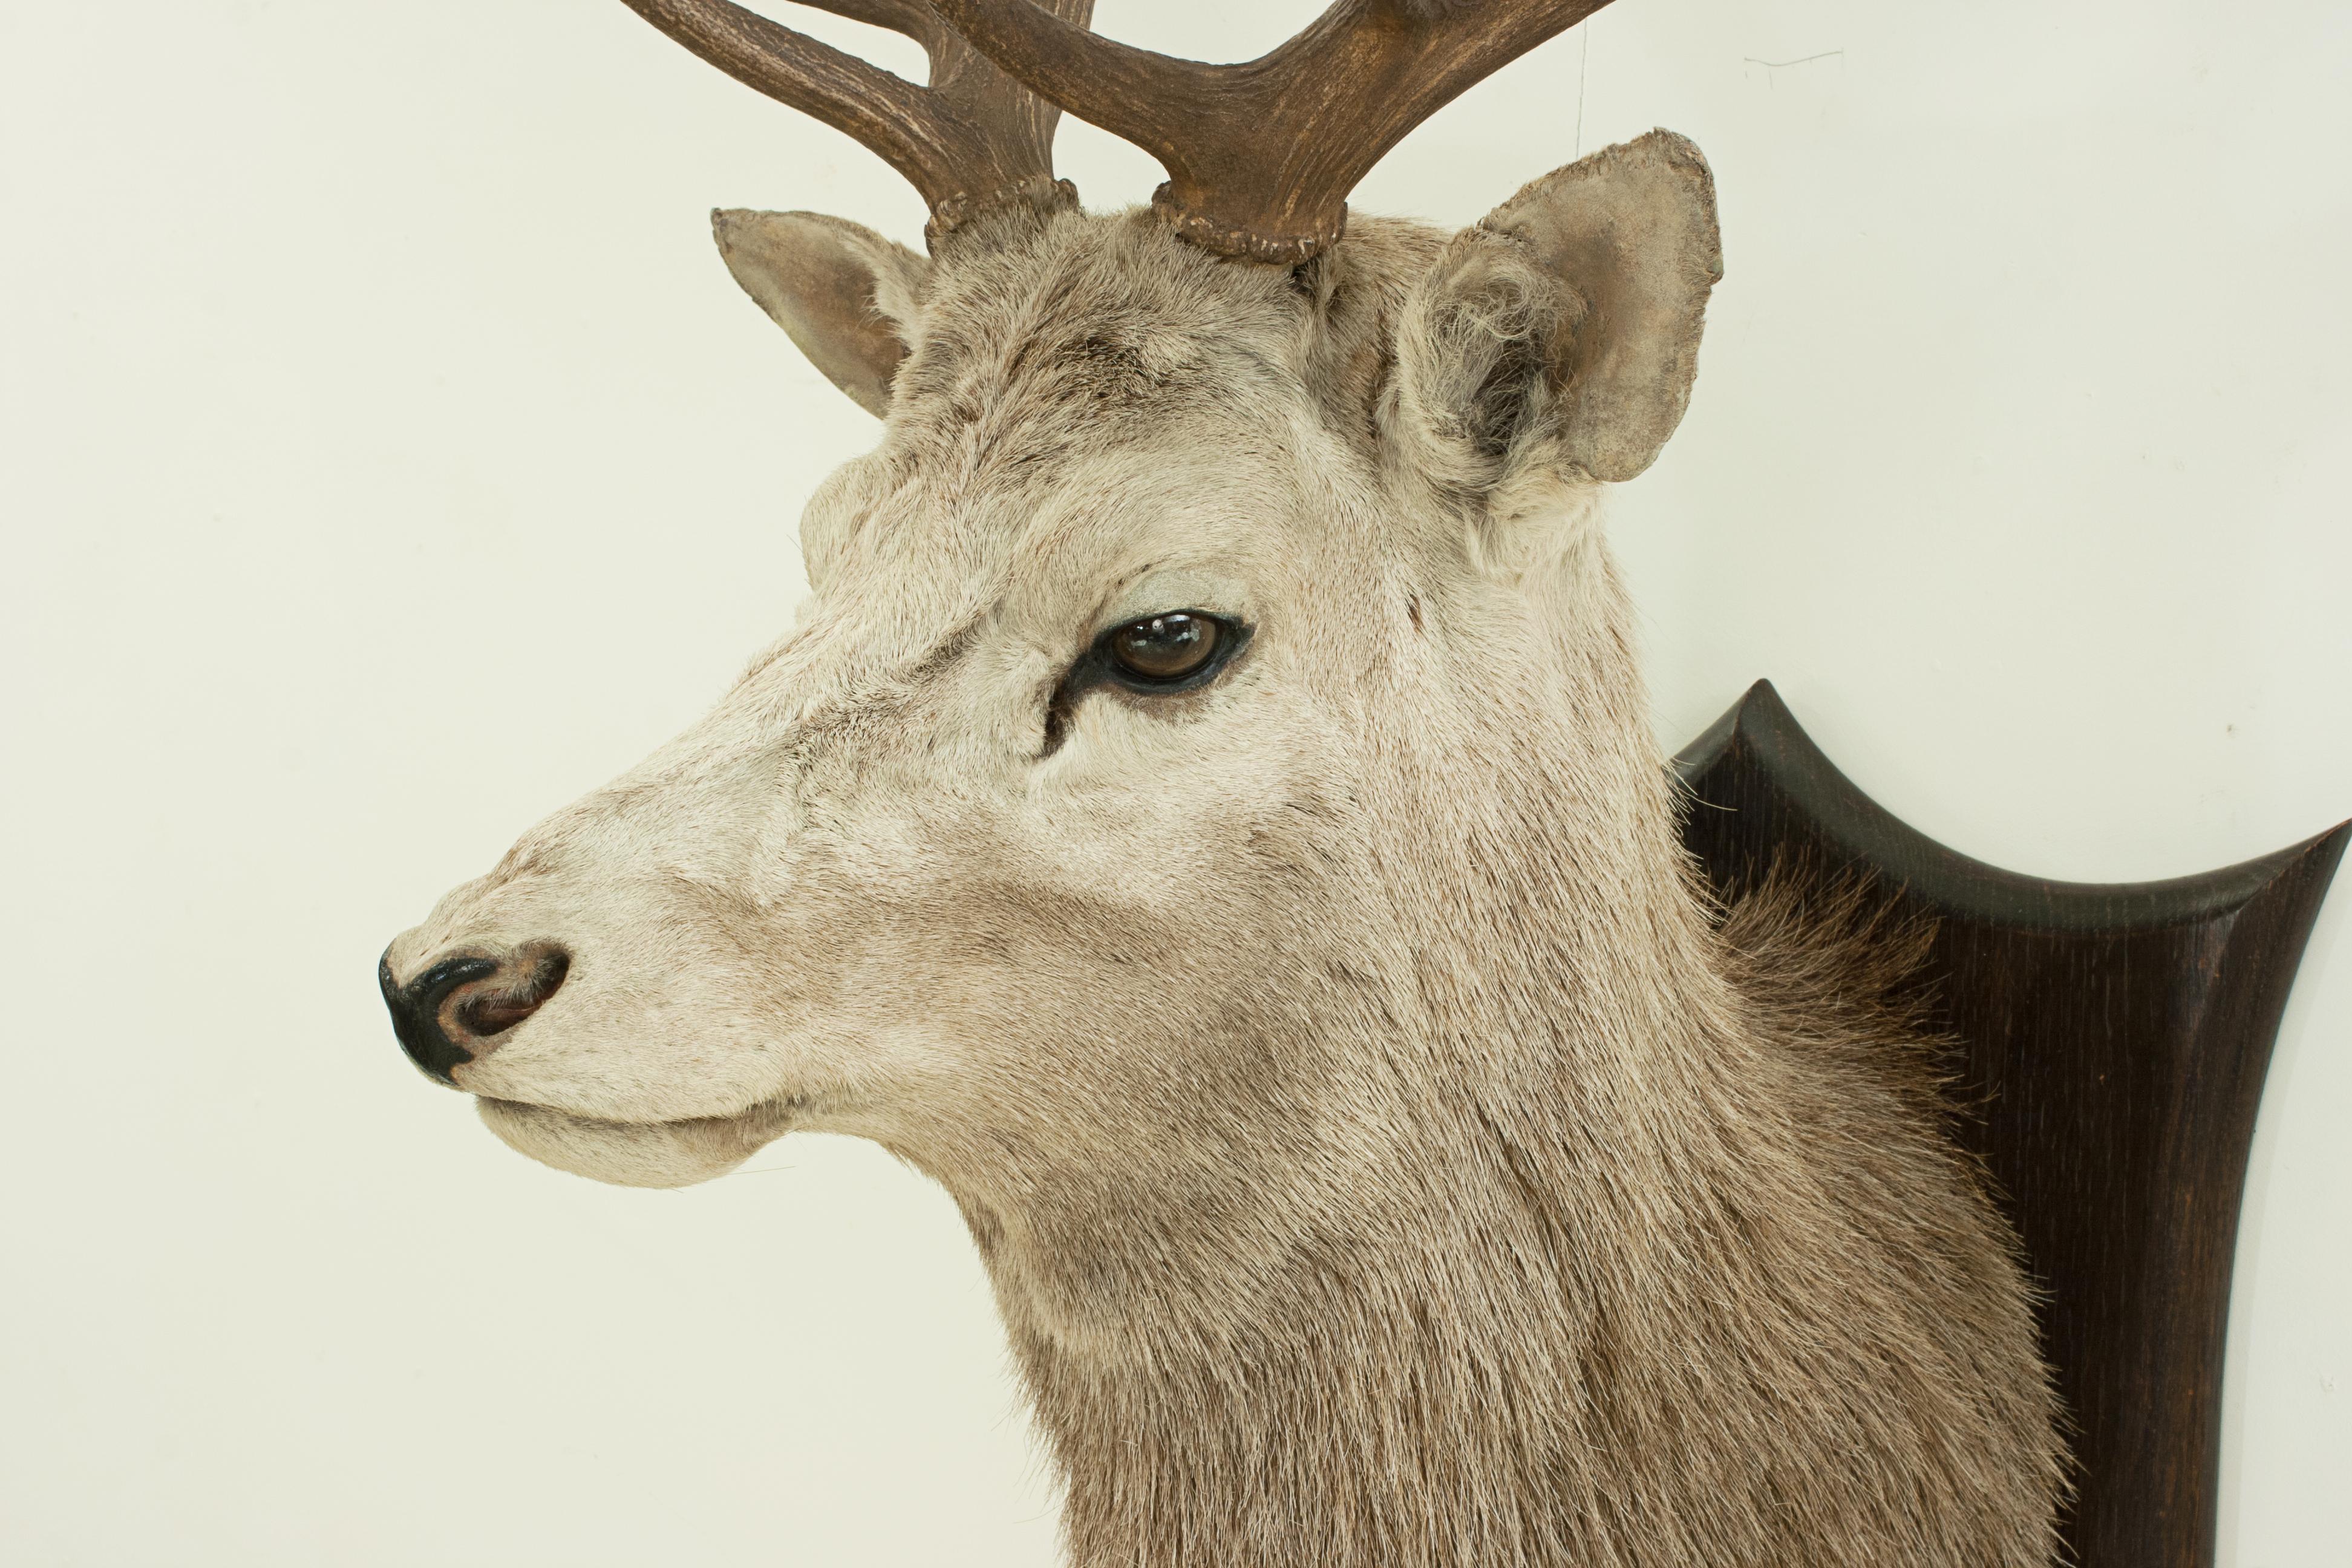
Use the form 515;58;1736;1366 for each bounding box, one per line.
2;2;2344;1563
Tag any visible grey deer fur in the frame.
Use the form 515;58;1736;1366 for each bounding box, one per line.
387;129;2065;1566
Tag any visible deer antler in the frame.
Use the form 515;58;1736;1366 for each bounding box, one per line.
929;0;1618;264
616;1;1095;238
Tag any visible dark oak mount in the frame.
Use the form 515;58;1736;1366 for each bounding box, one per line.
1676;681;2347;1568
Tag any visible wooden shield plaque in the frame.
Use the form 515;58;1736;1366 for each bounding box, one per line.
1675;681;2346;1568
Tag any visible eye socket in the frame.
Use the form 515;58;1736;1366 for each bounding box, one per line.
1102;612;1230;688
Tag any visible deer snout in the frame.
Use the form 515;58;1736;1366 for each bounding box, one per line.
379;943;570;1085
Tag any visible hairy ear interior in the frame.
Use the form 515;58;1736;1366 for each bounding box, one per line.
1399;130;1722;491
712;210;932;417
1485;130;1722;482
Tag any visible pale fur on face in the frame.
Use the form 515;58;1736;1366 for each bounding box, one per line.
391;198;1506;1191
387;136;2065;1567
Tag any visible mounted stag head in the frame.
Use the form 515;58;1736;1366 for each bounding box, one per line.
382;3;2064;1564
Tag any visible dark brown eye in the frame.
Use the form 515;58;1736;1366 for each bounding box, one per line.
1107;612;1222;685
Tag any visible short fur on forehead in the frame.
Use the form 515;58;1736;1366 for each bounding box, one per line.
778;201;1460;652
886;204;1446;485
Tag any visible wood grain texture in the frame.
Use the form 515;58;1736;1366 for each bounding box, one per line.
1676;681;2347;1568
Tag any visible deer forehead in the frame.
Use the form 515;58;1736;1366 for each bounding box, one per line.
906;209;1315;391
794;212;1437;640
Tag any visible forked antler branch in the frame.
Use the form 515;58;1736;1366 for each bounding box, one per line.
929;0;1618;264
617;0;1094;235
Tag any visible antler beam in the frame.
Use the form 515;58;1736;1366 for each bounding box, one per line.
929;0;1618;264
616;0;1093;235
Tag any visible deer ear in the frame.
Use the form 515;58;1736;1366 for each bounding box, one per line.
1397;131;1721;490
1484;131;1721;482
711;209;932;418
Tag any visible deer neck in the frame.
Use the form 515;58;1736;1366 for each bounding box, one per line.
975;820;1742;1564
984;941;1743;1568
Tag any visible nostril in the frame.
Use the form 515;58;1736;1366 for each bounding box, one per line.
455;947;569;1039
381;950;498;1085
379;943;570;1086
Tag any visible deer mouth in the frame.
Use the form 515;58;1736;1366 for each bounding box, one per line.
474;1094;802;1189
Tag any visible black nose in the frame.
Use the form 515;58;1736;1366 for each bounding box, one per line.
378;945;570;1085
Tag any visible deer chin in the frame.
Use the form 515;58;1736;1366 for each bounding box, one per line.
475;1095;799;1189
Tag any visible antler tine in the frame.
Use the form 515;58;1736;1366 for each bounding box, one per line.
930;0;1618;264
616;1;1094;238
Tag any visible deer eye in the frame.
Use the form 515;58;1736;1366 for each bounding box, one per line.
1102;612;1233;689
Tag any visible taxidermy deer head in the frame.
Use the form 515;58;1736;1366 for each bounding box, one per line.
383;3;2065;1564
